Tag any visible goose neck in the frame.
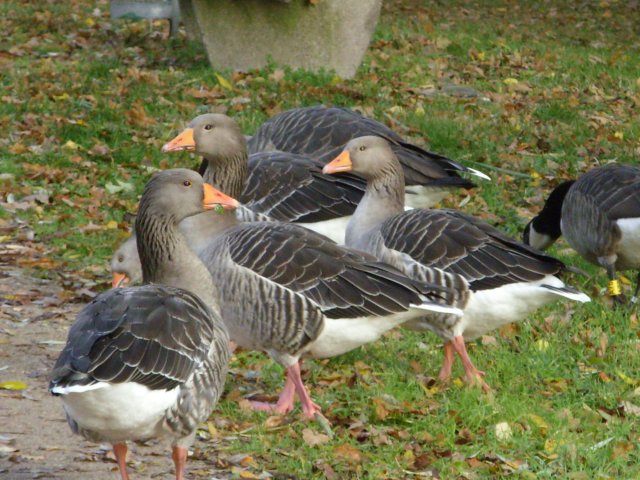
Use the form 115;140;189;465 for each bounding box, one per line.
135;205;218;306
346;167;405;246
201;151;248;200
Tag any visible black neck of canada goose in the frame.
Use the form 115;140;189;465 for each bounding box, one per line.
135;172;219;306
524;180;575;249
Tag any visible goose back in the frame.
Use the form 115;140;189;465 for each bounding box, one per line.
247;106;476;188
242;151;366;223
561;164;640;268
369;208;565;291
197;221;466;358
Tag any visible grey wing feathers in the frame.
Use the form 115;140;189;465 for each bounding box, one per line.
247;106;475;188
241;151;366;223
49;285;214;392
571;164;640;220
223;222;452;318
380;209;565;291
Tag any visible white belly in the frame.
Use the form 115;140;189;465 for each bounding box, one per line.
460;276;574;340
616;218;640;269
298;216;352;244
306;311;418;358
60;382;180;441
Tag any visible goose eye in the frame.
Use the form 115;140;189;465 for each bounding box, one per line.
183;180;192;187
204;124;213;131
358;145;366;151
117;255;124;263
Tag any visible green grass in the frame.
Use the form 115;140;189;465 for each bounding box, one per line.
2;0;640;478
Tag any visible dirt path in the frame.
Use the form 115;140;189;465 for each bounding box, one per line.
0;265;231;479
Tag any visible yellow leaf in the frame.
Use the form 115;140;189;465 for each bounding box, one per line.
63;140;81;151
535;339;549;351
106;220;118;230
415;106;425;116
84;17;95;27
238;471;260;479
527;414;549;435
53;93;70;101
207;421;217;437
0;380;28;390
616;369;638;385
544;438;557;454
503;78;519;85
215;73;233;90
613;131;624;140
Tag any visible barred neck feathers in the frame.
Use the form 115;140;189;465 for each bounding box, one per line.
202;151;248;200
135;196;217;306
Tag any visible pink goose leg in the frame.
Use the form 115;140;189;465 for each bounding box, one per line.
437;341;456;382
250;374;296;414
286;361;322;419
451;335;490;392
172;446;188;480
113;442;130;480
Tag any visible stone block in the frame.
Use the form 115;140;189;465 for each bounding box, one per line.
189;0;382;78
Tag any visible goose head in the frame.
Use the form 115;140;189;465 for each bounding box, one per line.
112;169;239;287
161;114;245;160
323;136;397;180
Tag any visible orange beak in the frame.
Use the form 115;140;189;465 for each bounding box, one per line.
112;272;130;288
323;150;353;174
162;128;196;153
203;183;240;210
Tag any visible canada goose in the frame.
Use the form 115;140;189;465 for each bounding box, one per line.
247;105;490;208
323;136;590;391
49;170;231;480
523;163;640;303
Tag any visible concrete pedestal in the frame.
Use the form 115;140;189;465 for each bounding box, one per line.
188;0;382;78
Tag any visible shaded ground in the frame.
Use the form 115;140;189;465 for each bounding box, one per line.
0;263;231;479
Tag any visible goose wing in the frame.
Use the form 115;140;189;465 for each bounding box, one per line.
379;209;565;290
240;151;365;223
247;106;476;187
49;285;214;393
222;222;450;318
574;164;640;220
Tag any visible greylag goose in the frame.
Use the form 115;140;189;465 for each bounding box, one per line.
247;105;490;208
189;191;470;418
49;170;231;480
162;114;366;243
111;187;469;418
323;136;590;391
111;234;141;288
523;163;640;303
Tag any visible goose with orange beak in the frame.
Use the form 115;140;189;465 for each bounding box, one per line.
109;183;238;289
50;169;230;480
161;113;368;244
110;179;468;420
324;136;590;392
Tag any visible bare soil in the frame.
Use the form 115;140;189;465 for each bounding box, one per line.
0;265;231;480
